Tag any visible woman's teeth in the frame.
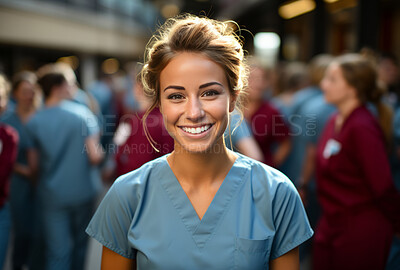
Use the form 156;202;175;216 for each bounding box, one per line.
182;125;211;134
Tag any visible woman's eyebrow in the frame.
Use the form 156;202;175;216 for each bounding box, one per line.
163;82;223;92
199;82;223;89
163;85;185;92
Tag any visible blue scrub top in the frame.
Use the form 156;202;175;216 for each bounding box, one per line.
0;110;33;165
224;111;252;151
299;93;336;145
87;153;313;269
27;100;101;207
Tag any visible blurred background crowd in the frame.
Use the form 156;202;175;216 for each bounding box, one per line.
0;0;399;270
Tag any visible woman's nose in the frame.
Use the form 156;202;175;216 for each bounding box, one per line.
186;97;205;121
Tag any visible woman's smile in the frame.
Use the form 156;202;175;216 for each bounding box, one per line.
179;124;213;135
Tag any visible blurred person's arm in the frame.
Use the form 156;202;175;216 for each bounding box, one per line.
101;246;136;270
0;125;18;187
86;134;104;165
235;136;264;162
270;247;299;270
13;149;38;183
297;144;317;204
227;110;264;161
272;138;291;167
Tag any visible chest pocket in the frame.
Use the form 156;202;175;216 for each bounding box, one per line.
234;237;271;270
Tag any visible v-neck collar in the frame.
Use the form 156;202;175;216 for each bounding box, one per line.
157;154;250;249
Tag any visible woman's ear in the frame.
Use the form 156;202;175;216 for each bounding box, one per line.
157;101;162;114
229;92;238;113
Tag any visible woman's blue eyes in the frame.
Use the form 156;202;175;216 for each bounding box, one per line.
167;90;219;100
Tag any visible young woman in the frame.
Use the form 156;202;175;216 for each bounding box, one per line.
86;14;312;270
314;53;400;270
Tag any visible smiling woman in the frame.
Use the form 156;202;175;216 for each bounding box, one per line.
86;14;313;270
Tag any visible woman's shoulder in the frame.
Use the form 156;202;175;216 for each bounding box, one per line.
112;155;168;190
236;154;296;194
345;105;380;133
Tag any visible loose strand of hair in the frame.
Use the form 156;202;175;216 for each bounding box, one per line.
142;103;160;153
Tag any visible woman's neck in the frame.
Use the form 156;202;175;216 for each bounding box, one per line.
244;99;262;120
335;98;361;132
45;95;63;107
167;142;237;188
16;105;35;123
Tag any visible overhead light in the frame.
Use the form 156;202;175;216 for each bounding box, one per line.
279;0;316;20
324;0;339;3
254;32;281;50
102;58;119;75
57;56;79;70
254;32;281;67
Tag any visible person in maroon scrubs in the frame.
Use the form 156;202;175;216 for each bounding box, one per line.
314;53;400;270
113;73;174;177
0;74;19;270
244;61;291;167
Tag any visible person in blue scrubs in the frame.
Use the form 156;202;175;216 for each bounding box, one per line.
86;14;313;270
0;71;39;270
27;71;104;270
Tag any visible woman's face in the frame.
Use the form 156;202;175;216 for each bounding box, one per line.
321;63;356;106
159;52;235;154
14;81;36;108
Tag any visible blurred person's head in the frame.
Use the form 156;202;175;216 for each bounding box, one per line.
37;62;78;95
38;72;72;101
282;61;309;92
378;53;399;87
12;71;40;110
322;54;382;106
247;58;270;102
0;73;10;115
309;54;334;86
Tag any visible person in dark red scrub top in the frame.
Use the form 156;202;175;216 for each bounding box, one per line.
113;73;174;177
314;53;400;270
0;74;19;269
244;60;291;167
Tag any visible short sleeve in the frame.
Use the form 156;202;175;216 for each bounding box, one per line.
270;181;313;259
81;107;100;138
224;111;252;150
230;112;252;146
86;177;137;259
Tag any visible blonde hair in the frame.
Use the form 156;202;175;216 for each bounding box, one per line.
140;14;248;150
0;73;10;113
335;53;393;145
